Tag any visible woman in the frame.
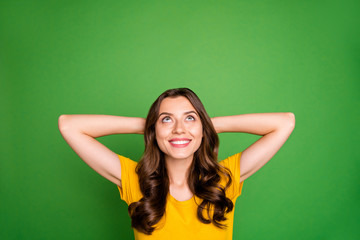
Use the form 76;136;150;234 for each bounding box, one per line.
58;88;295;240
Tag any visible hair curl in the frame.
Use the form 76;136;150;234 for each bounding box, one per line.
128;88;233;234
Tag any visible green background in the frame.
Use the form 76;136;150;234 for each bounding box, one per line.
1;0;359;239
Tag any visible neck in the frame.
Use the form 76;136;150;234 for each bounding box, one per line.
165;155;193;186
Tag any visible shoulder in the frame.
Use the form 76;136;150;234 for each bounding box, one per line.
218;152;243;200
117;154;138;168
116;154;141;205
115;154;138;189
219;152;242;168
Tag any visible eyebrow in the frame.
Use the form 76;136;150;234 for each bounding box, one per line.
158;111;198;118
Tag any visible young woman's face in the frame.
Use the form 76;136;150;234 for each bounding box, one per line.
155;96;203;162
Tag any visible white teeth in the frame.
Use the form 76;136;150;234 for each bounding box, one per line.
170;140;190;144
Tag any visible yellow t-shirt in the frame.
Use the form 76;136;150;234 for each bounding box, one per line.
117;152;244;240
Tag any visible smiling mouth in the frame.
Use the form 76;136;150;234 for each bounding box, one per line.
169;139;191;148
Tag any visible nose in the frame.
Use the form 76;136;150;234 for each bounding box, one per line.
172;120;186;134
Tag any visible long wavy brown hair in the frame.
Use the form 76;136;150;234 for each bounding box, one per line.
128;88;233;234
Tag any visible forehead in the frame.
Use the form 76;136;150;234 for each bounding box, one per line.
159;96;196;113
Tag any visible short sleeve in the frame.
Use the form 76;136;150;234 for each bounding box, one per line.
116;154;142;205
219;152;244;201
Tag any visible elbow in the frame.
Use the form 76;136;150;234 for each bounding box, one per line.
285;112;295;130
58;114;71;132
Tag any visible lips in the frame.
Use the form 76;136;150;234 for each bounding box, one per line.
169;138;192;148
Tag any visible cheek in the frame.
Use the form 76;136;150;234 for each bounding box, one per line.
155;126;166;139
155;130;161;145
196;125;203;137
155;126;168;147
190;125;203;141
154;133;165;152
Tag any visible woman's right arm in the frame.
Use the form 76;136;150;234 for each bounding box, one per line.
58;114;145;187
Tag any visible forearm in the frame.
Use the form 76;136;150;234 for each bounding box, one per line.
211;112;295;135
58;114;146;138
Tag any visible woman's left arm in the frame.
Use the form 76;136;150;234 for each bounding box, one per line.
211;112;295;183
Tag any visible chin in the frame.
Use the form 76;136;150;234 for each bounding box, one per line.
166;152;194;160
